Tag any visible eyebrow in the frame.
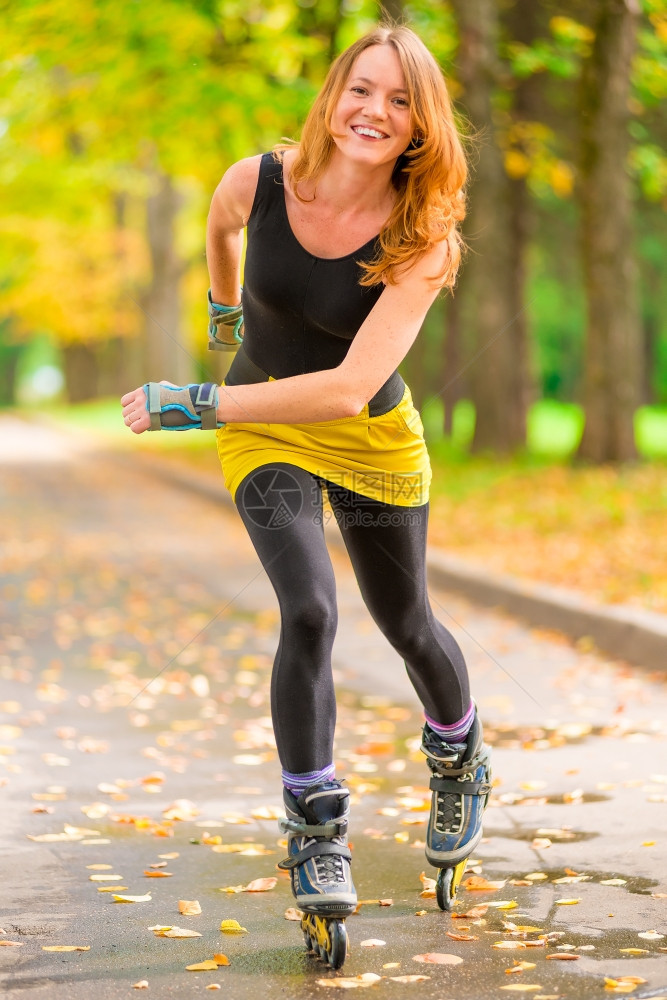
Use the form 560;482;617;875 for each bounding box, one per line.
350;76;408;94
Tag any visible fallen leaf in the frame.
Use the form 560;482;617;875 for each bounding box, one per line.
158;852;179;859
315;973;382;988
219;920;247;935
463;875;507;890
244;877;277;892
284;908;302;921
132;982;149;990
112;894;152;903
42;945;90;952
619;949;649;955
499;987;543;993
554;898;581;905
360;939;386;947
86;864;113;871
546;953;579;960
144;870;173;878
178;900;202;916
447;931;479;941
98;886;128;893
413;953;463;965
89;874;123;882
506;961;537;973
600;879;627;886
487;901;519;910
154;927;202;938
212;954;229;966
494;941;527;950
186;960;218;971
638;930;664;940
389;976;430;983
0;941;23;947
205;987;222;992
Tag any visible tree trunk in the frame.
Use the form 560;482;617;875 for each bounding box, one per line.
577;0;642;462
441;290;463;437
503;0;543;419
143;173;191;385
62;343;99;403
453;0;527;452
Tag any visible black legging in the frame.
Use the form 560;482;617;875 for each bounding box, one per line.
235;462;470;773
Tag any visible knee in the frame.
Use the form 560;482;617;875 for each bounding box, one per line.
282;590;338;647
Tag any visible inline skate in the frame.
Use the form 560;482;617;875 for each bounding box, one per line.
277;780;356;969
421;709;492;910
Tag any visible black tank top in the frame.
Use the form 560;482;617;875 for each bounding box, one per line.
226;152;405;416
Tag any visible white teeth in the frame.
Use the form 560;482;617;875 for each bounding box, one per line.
353;126;386;139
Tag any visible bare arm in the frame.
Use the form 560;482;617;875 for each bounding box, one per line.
122;178;446;430
206;156;261;305
209;242;445;424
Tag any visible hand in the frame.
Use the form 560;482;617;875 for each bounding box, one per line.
121;386;151;434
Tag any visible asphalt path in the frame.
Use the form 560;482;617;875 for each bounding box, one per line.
1;418;666;999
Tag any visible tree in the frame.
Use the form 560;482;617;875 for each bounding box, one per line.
452;0;528;452
577;0;643;461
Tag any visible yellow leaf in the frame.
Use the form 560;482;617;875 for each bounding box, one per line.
132;982;149;990
213;954;230;966
554;898;581;905
619;949;649;955
89;874;123;882
315;973;382;988
219;920;248;935
488;901;519;910
97;886;128;893
112;894;152;903
186;960;218;972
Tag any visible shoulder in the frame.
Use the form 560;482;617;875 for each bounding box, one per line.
211;154;264;227
392;238;450;291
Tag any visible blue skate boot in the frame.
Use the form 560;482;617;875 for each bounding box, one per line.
277;780;356;968
421;710;492;910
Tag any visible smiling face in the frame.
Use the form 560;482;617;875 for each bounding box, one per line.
329;44;413;169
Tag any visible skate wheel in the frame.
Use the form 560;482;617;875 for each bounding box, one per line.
436;867;455;911
325;919;347;970
436;860;467;911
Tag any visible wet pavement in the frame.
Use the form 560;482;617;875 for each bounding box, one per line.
1;417;666;999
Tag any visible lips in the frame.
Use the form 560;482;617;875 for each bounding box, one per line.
351;125;389;140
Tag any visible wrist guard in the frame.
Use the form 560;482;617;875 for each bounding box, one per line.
208;289;244;351
144;382;224;431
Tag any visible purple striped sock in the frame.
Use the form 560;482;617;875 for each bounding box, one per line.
425;700;475;743
282;764;336;796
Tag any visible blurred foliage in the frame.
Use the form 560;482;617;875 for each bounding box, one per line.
0;0;666;413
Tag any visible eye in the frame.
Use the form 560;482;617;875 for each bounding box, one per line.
351;86;368;96
392;97;409;107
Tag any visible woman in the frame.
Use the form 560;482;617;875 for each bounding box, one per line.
122;22;491;943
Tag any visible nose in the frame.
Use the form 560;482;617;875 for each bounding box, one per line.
362;92;388;120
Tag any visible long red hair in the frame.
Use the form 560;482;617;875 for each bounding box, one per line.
277;24;468;289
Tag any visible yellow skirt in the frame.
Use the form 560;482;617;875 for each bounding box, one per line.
216;384;431;507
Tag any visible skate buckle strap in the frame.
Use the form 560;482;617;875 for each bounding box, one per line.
277;841;352;871
279;817;346;839
429;775;491;796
